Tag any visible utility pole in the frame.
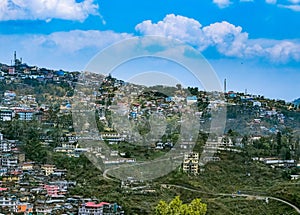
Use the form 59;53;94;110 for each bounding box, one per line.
14;51;17;66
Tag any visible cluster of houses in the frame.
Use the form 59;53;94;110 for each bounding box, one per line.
0;133;124;214
0;52;78;124
0;89;38;122
252;157;300;169
0;52;79;86
75;72;300;170
226;91;297;136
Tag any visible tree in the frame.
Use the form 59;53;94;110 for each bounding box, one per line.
276;132;282;154
241;135;249;146
188;87;199;96
155;196;207;215
295;137;300;160
168;196;183;214
280;146;291;160
176;84;182;91
189;198;207;214
20;126;48;164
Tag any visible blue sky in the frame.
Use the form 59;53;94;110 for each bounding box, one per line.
0;0;299;101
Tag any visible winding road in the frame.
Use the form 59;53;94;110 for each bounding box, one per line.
103;169;300;214
162;184;300;214
102;162;300;213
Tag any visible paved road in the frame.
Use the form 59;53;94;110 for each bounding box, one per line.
103;163;300;213
103;168;119;181
103;155;183;181
103;170;300;214
163;184;300;214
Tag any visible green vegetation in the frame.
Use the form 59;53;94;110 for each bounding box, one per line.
37;150;297;214
155;196;207;215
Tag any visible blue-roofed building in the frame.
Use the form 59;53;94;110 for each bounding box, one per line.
130;112;137;119
186;96;197;105
56;70;65;77
165;96;174;102
227;91;237;98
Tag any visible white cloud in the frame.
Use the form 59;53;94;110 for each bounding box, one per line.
288;0;300;4
135;14;300;63
278;4;300;11
136;14;248;57
0;30;132;70
203;21;248;57
0;0;99;22
35;30;132;52
213;0;232;8
135;14;209;50
265;0;277;4
265;41;300;62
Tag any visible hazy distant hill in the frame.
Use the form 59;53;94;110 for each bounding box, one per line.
293;98;300;106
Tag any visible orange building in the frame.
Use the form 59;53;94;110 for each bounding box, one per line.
17;203;33;213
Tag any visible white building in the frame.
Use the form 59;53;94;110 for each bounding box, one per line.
0;108;14;121
0;196;17;210
1;155;18;170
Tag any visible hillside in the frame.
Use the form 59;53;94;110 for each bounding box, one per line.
0;61;299;214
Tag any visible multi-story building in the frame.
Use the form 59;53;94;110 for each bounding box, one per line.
101;133;126;142
79;202;107;215
44;185;59;197
48;180;76;191
78;202;124;215
1;154;18;170
0;109;14;121
35;207;53;214
0;167;8;176
0;196;17;210
41;164;56;176
183;152;199;175
0;140;12;152
21;162;34;171
3;90;16;99
15;109;34;121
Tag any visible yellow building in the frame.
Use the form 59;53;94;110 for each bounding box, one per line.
41;164;56;176
183;152;199;175
2;175;20;183
21;162;34;171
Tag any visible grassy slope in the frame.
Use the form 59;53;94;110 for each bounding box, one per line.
65;151;299;214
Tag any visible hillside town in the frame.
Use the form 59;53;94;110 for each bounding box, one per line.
0;54;299;214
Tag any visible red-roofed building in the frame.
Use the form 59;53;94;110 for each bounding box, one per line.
78;201;124;215
0;187;7;192
85;201;110;208
44;185;59;197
